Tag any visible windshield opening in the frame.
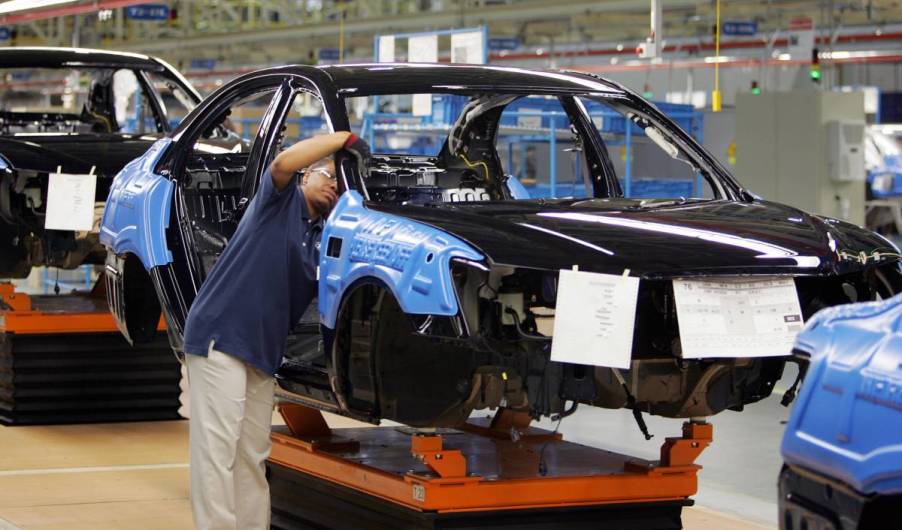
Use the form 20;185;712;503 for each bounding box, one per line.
0;67;192;135
344;91;720;206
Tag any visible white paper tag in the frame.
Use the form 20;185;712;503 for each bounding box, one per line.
551;270;640;369
377;35;396;63
408;35;437;117
450;30;485;64
44;172;97;231
412;94;433;117
673;277;803;359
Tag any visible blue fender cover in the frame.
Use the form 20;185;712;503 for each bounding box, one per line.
99;138;174;269
318;191;484;329
781;294;902;495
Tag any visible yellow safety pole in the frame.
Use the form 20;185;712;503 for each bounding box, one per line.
712;0;722;111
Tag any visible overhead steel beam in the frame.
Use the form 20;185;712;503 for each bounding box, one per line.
110;0;710;53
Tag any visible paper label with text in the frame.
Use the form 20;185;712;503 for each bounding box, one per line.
673;277;803;359
44;172;97;231
551;270;640;369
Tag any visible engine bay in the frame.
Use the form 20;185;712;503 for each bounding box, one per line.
364;154;495;205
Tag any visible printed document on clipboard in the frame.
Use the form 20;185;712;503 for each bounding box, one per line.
673;276;804;359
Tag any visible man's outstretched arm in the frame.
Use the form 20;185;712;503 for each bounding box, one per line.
269;131;351;190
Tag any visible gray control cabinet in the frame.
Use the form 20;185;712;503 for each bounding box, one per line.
735;91;866;226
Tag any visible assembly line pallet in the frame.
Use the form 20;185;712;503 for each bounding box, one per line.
268;461;689;530
267;404;712;530
0;283;180;426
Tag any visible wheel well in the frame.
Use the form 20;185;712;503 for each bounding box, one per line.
330;281;388;418
331;279;479;427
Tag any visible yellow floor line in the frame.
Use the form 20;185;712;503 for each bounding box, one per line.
0;463;188;477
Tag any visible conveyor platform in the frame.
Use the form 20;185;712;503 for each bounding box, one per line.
0;282;181;425
268;403;713;529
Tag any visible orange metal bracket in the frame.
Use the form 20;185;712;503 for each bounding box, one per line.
461;408;562;442
278;402;360;453
0;283;30;312
659;421;713;468
410;434;468;479
280;402;331;437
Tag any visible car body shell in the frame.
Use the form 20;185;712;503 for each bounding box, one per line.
100;63;902;425
0;47;200;277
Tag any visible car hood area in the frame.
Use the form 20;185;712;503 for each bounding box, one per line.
0;133;161;177
368;197;900;277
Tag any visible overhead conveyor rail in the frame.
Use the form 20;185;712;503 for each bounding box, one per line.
0;282;180;425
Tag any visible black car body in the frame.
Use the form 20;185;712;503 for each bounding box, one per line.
0;47;200;278
101;64;902;427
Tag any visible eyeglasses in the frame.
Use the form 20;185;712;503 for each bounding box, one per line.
307;168;337;181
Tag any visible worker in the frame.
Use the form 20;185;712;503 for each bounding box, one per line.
181;131;370;530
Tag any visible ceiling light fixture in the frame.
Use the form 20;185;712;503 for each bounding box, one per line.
0;0;77;16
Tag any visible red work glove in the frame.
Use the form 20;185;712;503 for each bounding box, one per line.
343;133;371;166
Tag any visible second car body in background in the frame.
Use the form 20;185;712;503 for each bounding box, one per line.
0;47;200;278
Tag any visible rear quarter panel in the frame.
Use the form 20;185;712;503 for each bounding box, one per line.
100;138;174;268
318;191;483;329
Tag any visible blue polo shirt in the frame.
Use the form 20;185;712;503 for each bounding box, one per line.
183;169;321;375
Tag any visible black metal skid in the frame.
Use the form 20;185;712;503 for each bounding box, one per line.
0;331;182;425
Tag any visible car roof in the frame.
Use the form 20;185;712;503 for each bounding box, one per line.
0;47;164;70
315;63;627;97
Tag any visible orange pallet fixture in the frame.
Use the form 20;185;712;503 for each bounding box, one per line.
0;281;177;425
0;282;125;335
267;402;714;529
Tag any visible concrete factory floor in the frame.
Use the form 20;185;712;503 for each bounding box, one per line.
0;406;781;530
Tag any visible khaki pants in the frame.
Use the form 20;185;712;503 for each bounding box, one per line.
186;345;275;530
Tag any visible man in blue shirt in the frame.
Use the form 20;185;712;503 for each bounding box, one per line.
183;131;369;530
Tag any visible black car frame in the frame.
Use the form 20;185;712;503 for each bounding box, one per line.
0;47;200;278
101;63;902;427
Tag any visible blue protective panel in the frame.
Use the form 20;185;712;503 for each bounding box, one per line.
318;191;484;329
781;293;902;495
868;154;902;198
99;138;174;269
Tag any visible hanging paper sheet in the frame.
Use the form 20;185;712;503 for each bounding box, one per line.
44;171;97;231
551;269;640;369
408;34;438;116
673;276;803;359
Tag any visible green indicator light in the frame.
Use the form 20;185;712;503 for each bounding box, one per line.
810;67;821;80
751;87;761;95
642;91;654;98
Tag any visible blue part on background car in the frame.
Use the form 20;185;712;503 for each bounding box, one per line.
779;294;902;530
318;190;483;329
100;139;175;268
